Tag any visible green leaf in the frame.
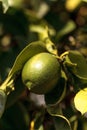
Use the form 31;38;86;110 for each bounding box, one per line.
56;20;76;41
74;88;87;115
47;104;71;130
0;0;24;12
0;2;3;13
71;74;87;90
53;115;71;130
64;50;87;80
0;47;20;80
70;119;78;130
7;0;23;8
38;125;44;130
9;41;48;78
0;0;9;12
6;75;25;108
3;8;29;36
0;90;7;118
3;101;30;130
33;110;45;130
45;77;66;105
65;0;82;11
0;117;13;130
82;118;87;130
45;71;67;105
82;0;87;2
47;104;63;116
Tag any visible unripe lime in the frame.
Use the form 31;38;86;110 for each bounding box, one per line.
22;52;61;94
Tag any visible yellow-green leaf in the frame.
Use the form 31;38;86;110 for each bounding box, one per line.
65;0;82;11
0;0;9;12
74;88;87;114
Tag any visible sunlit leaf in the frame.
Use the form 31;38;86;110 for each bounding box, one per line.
0;0;24;12
82;0;87;2
38;125;44;130
65;0;82;11
0;0;9;12
74;88;87;114
7;0;23;8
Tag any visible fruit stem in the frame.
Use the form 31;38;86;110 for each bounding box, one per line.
60;51;69;60
0;75;14;95
44;37;58;56
30;24;59;56
38;26;49;41
30;24;49;40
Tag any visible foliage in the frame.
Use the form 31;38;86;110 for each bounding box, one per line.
0;0;87;130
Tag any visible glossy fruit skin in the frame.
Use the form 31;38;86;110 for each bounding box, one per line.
22;52;61;94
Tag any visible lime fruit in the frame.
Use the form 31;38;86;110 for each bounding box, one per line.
22;52;61;94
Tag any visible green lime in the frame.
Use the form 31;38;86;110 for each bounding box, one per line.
22;52;61;94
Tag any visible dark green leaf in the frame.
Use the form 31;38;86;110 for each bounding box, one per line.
0;117;13;130
6;74;25;108
45;71;67;105
0;90;7;118
64;50;87;80
33;110;45;130
47;104;62;116
3;7;29;36
53;115;71;130
3;101;30;130
56;20;76;41
71;74;87;90
45;77;66;105
0;47;19;80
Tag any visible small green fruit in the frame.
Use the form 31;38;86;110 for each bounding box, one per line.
22;52;61;94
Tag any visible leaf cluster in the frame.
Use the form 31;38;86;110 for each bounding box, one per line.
0;0;87;130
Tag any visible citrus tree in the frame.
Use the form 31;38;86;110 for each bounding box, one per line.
0;0;87;130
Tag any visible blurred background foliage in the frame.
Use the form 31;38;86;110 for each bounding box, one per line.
0;0;87;130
